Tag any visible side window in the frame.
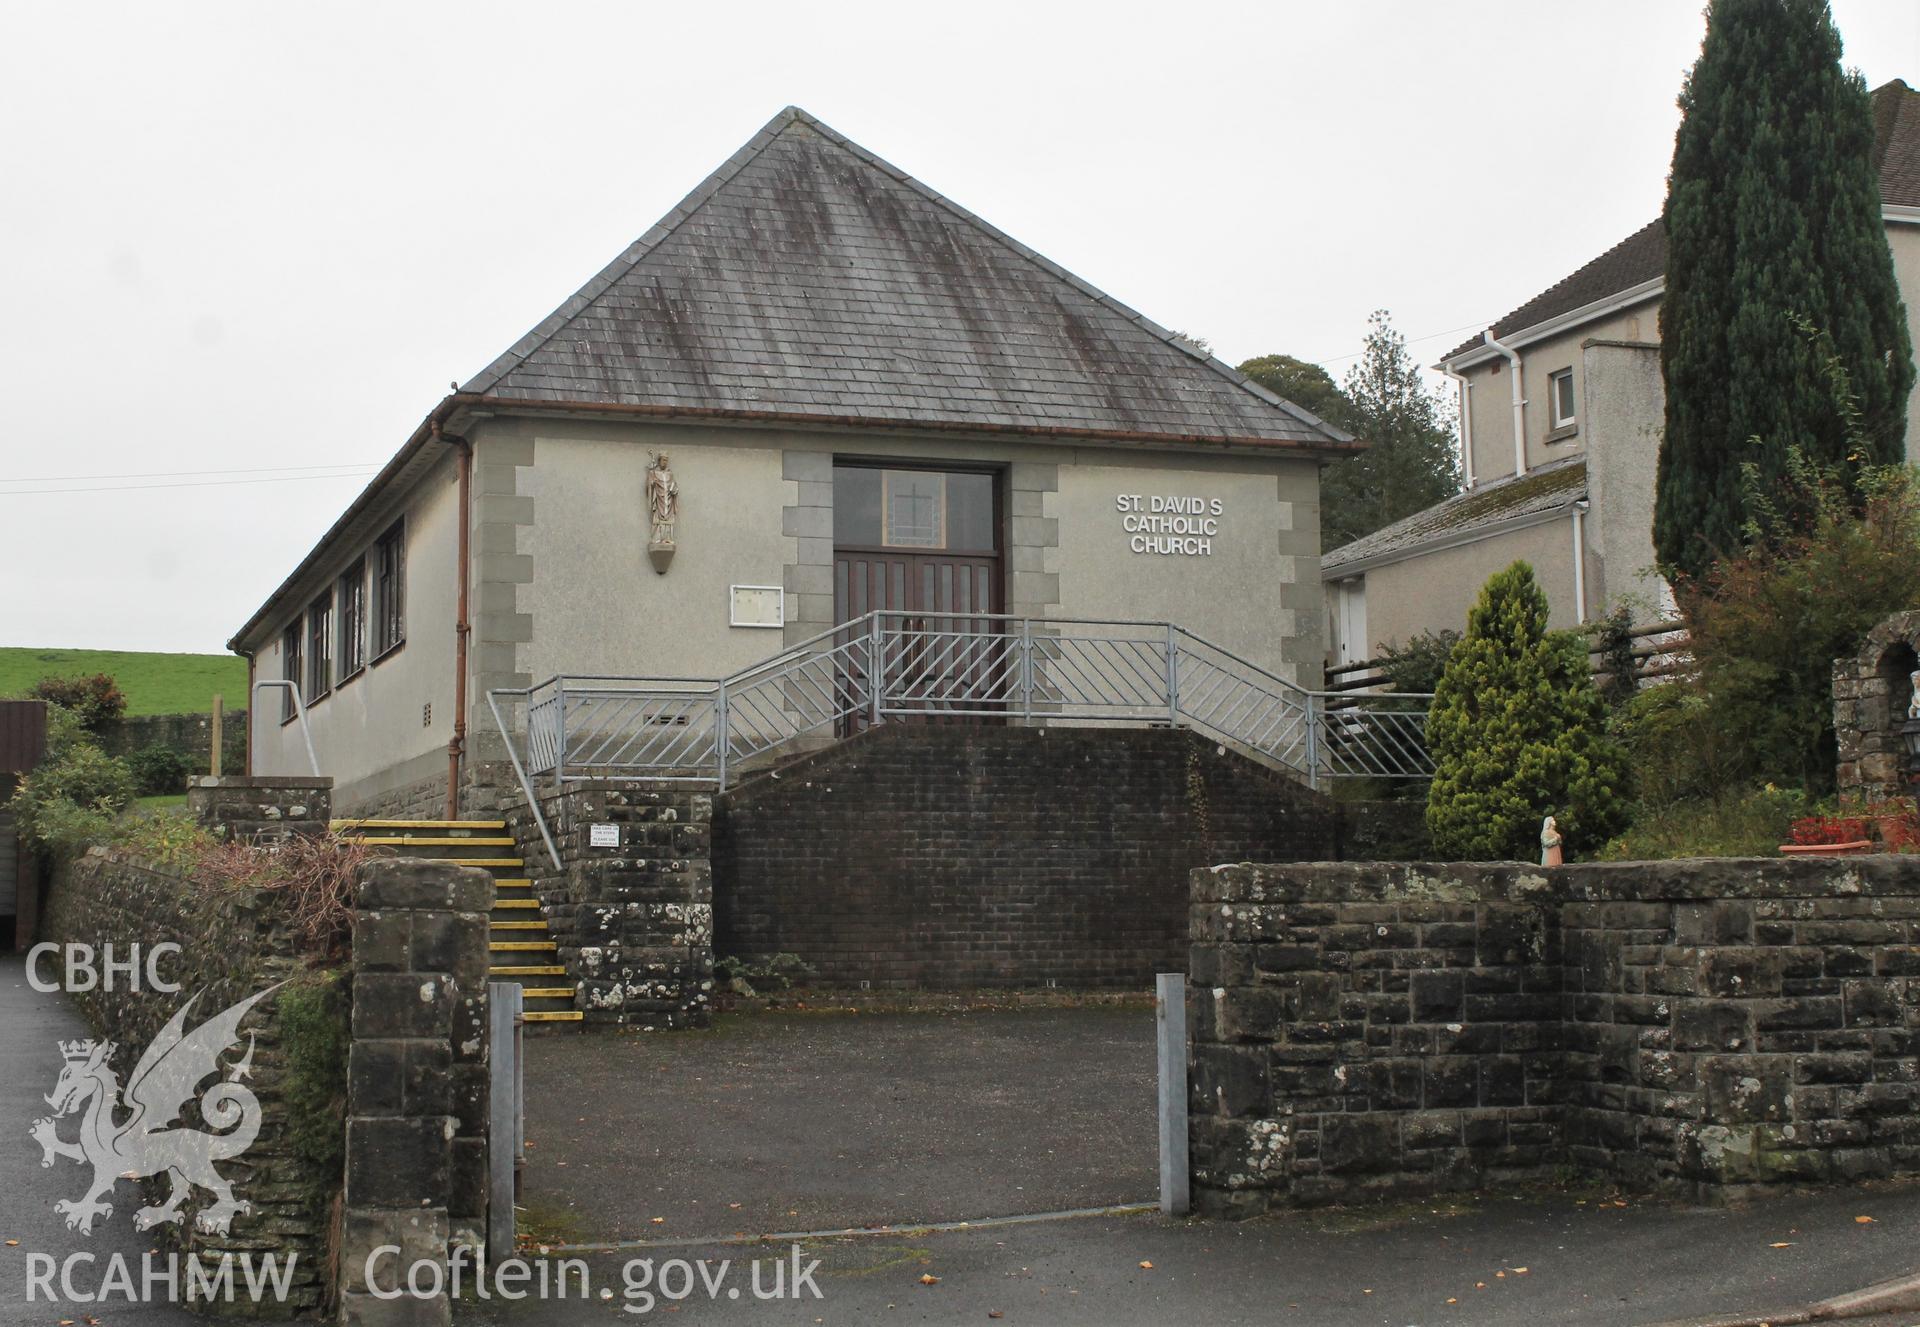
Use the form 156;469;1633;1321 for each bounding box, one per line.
280;622;302;722
1549;367;1577;431
307;590;334;700
373;521;405;658
339;558;367;679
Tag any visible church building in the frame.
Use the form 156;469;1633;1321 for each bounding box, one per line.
229;108;1356;816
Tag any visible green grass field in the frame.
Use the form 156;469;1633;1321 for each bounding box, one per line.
0;647;246;716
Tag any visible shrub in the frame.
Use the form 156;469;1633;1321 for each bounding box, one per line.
197;833;392;960
112;809;216;872
1680;450;1920;792
1375;629;1460;694
27;673;127;732
12;740;136;855
1788;813;1871;846
1425;561;1630;860
1598;784;1812;860
1590;605;1638;711
1610;680;1750;806
277;972;349;1176
127;743;191;797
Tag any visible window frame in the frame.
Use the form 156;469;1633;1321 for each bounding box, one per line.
371;519;406;663
337;557;367;684
280;621;303;724
306;589;334;703
1548;367;1578;431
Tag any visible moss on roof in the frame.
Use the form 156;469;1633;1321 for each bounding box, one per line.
1323;459;1586;570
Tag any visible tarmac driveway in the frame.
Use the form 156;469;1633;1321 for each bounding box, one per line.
517;1005;1157;1243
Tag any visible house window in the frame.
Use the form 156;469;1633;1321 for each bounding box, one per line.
1549;368;1577;430
280;622;302;723
307;590;334;701
373;521;405;659
338;558;366;680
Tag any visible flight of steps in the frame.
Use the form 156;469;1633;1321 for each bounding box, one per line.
332;818;581;1025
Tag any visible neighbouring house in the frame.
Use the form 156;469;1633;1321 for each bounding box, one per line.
1324;78;1920;665
229;107;1356;817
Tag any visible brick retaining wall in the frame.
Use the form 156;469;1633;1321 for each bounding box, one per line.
712;725;1343;989
1190;857;1920;1214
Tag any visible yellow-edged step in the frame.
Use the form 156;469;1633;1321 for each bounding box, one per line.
332;819;506;831
490;920;549;931
525;1011;584;1023
490;941;556;952
490;965;567;976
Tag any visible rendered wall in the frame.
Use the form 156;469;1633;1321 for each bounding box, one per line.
1460;300;1657;486
249;455;461;805
1356;516;1574;657
1580;338;1668;616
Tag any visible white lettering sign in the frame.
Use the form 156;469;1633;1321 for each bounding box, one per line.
1115;493;1222;556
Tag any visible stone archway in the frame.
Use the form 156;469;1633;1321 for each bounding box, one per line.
1835;609;1920;802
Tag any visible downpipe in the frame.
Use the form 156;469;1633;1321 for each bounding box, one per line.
437;423;473;821
1481;330;1527;477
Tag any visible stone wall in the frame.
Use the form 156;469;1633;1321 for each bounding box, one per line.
504;782;713;1028
1834;608;1920;804
712;725;1342;989
98;710;249;777
188;775;332;843
42;848;342;1316
1190;855;1920;1215
339;859;493;1327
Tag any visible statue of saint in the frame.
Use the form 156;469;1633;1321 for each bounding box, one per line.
1908;668;1920;719
646;453;679;548
1540;814;1564;867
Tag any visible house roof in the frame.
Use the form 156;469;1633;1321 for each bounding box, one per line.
461;106;1353;451
1442;78;1920;365
1321;457;1587;574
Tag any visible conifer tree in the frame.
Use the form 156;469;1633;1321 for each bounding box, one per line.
1425;562;1628;860
1654;0;1913;581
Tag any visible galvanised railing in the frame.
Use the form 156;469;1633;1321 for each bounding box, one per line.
487;612;1432;867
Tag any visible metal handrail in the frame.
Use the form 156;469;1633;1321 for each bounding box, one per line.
487;611;1434;812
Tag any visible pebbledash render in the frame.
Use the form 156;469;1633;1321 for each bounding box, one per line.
229;107;1358;818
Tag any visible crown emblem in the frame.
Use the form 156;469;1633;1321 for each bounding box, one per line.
59;1039;96;1062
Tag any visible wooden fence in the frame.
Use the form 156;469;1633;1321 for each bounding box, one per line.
1325;620;1693;699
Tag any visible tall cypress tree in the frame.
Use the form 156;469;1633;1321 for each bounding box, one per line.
1654;0;1913;582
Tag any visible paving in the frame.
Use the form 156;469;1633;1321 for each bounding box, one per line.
515;1005;1159;1244
0;954;200;1326
466;1180;1920;1326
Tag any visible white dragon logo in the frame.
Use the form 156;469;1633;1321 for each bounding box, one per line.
30;984;280;1236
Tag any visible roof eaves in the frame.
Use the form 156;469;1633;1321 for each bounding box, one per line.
1440;276;1665;371
227;393;469;652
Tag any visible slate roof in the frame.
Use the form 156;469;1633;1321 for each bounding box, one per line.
1442;79;1920;365
1321;458;1587;573
460;107;1353;451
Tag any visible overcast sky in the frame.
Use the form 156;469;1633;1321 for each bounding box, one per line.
3;1;1916;655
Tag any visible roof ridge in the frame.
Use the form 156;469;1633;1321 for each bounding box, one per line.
466;106;1351;443
460;107;808;396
